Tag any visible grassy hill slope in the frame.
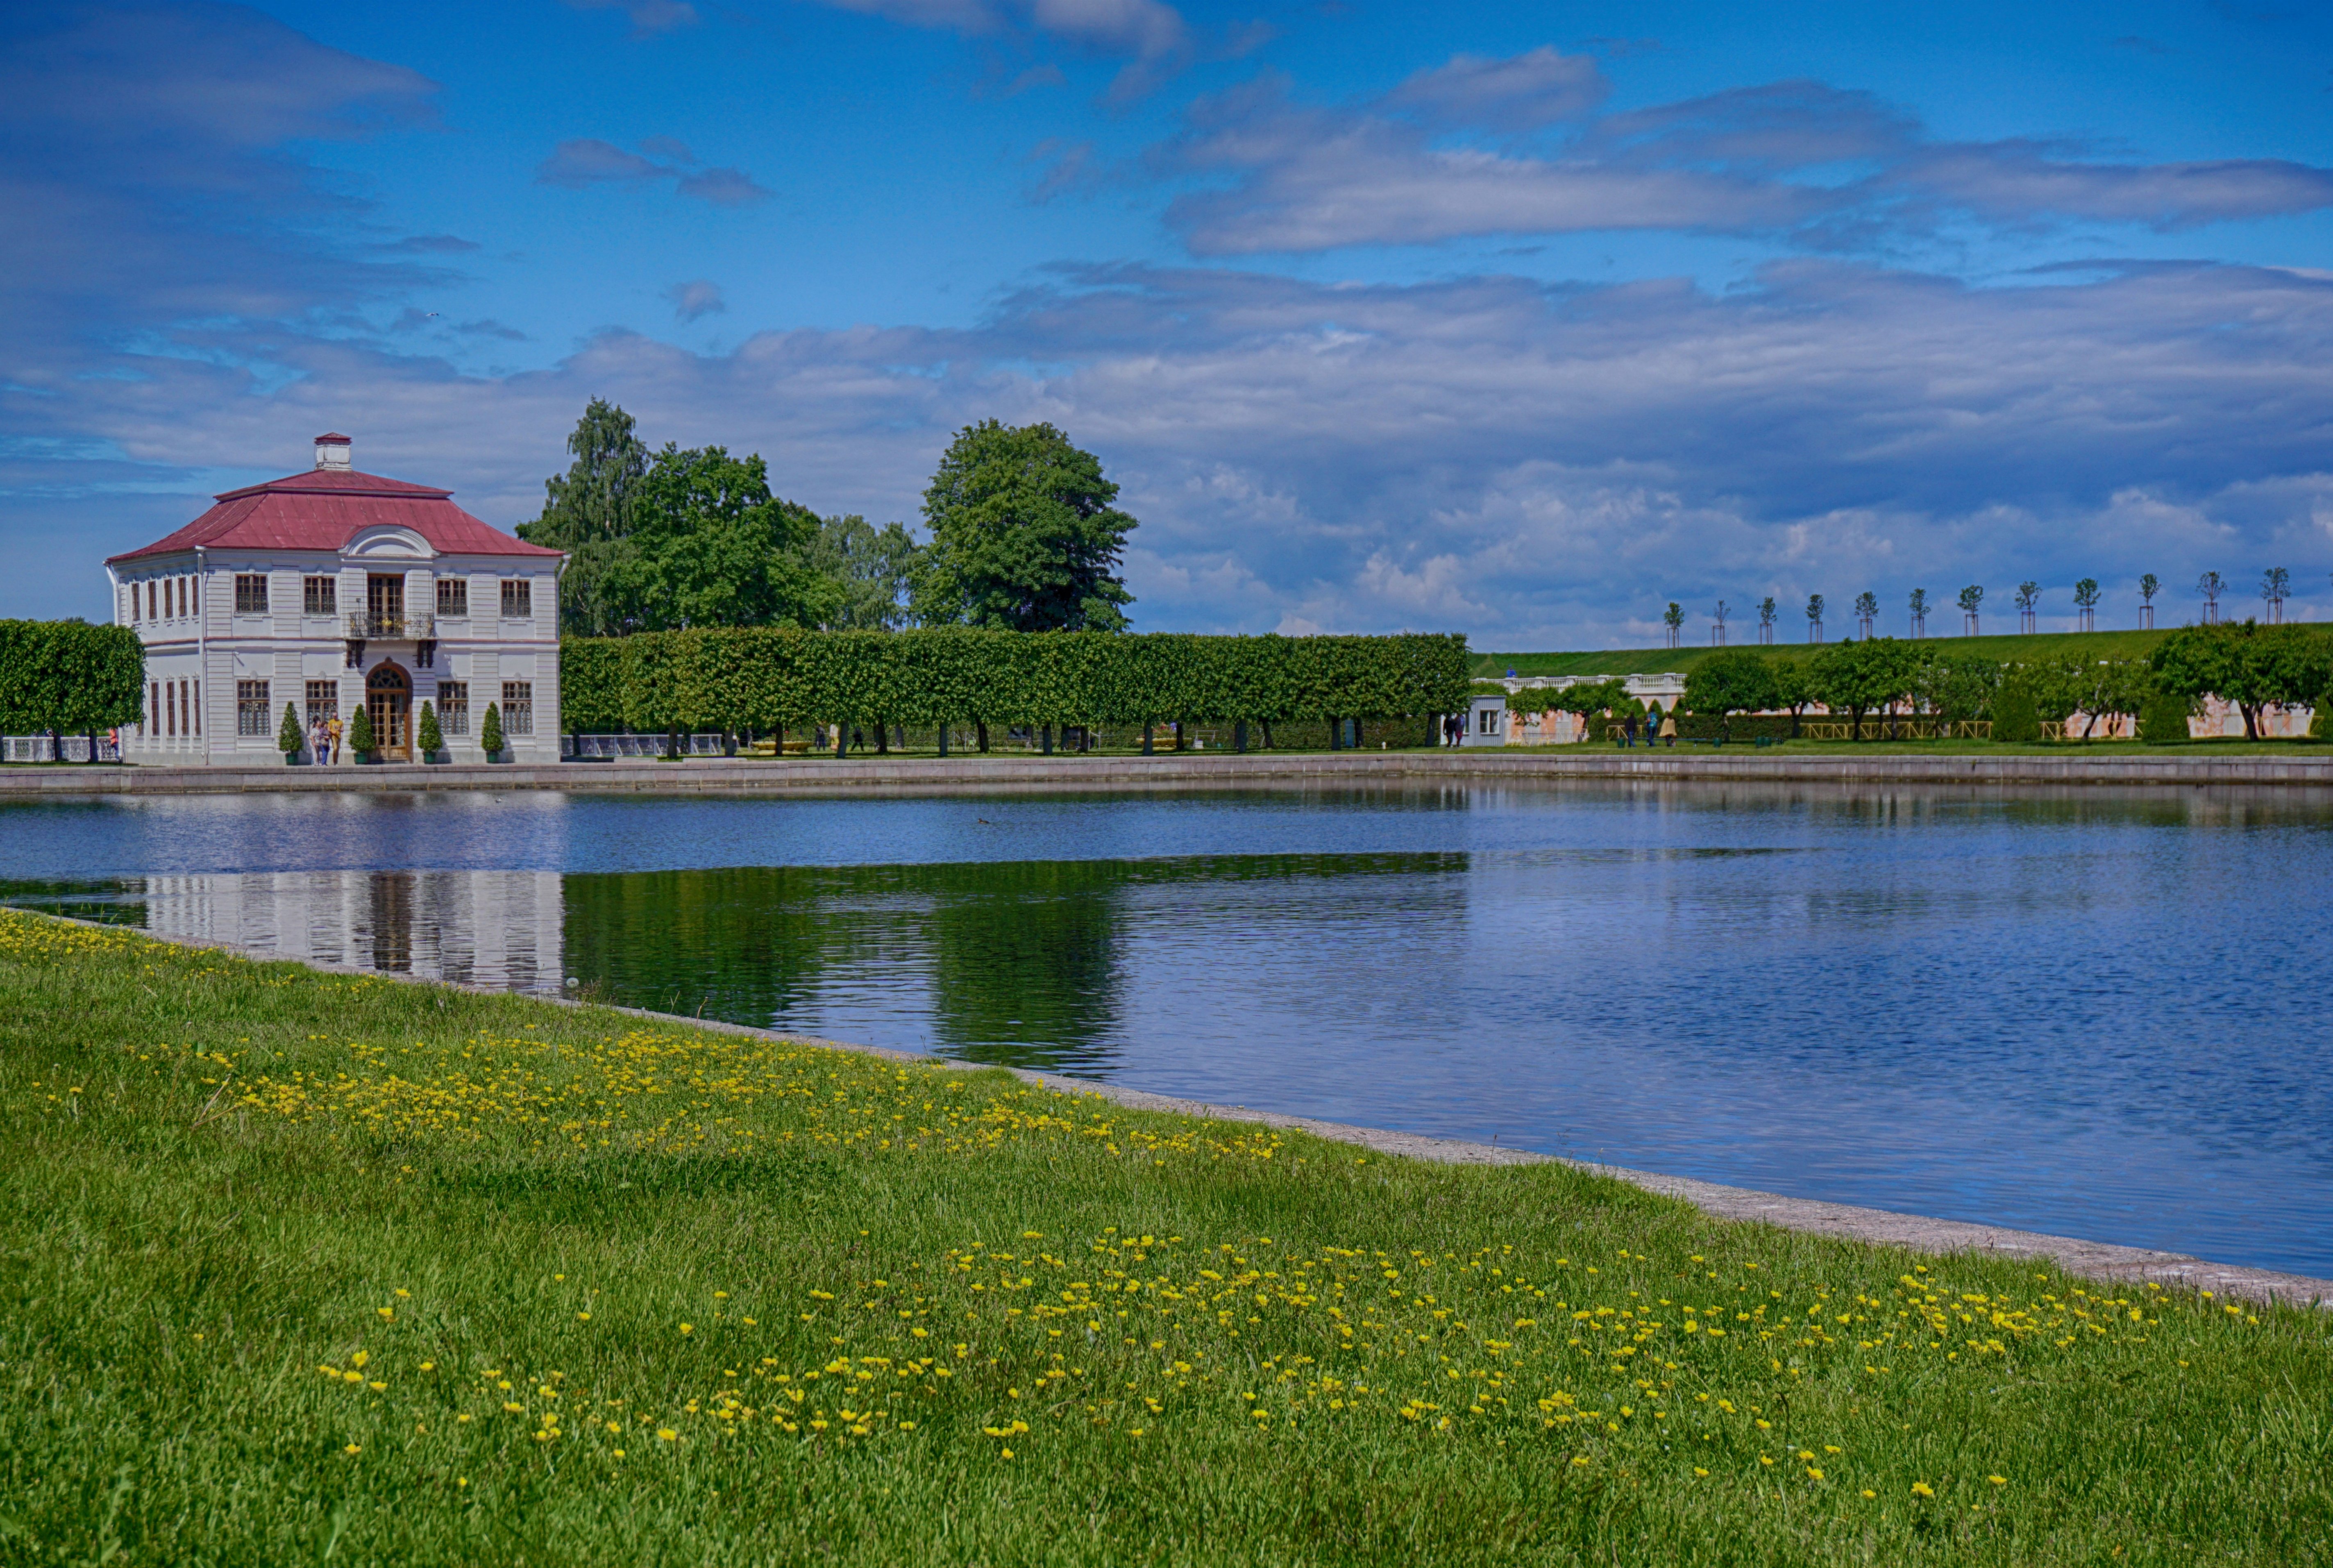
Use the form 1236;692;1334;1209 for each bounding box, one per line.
1473;622;2333;680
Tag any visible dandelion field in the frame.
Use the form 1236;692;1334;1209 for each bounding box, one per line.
2;910;2328;1565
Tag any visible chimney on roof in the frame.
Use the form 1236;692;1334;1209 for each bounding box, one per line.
314;433;352;471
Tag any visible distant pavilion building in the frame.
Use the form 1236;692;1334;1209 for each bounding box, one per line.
105;434;564;765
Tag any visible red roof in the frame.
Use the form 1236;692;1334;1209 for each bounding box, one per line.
107;467;563;565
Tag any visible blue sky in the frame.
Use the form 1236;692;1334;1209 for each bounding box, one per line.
6;0;2333;644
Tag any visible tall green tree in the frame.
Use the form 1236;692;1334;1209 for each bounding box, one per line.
605;445;842;632
810;515;926;630
518;400;649;636
913;421;1136;633
1681;650;1774;737
1811;637;1920;738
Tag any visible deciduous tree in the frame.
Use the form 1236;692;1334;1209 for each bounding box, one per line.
1681;650;1774;738
914;421;1137;633
2150;621;2332;740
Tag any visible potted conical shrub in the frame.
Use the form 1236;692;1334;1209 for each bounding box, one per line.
480;701;506;763
347;703;376;763
277;701;304;765
418;700;446;763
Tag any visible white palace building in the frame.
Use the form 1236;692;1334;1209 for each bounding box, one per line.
106;434;565;765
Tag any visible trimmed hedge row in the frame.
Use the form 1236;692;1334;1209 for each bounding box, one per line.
0;621;144;739
559;629;1471;737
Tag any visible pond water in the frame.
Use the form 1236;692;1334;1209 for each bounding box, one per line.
5;783;2330;1278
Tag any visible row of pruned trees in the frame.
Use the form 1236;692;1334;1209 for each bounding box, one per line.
1661;570;2320;644
559;627;1472;747
1530;620;2333;742
0;621;146;751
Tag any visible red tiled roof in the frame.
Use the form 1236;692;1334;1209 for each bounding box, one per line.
107;467;563;565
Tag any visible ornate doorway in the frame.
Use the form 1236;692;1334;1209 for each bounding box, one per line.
365;662;411;760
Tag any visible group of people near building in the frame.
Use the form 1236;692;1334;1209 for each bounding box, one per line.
306;712;345;764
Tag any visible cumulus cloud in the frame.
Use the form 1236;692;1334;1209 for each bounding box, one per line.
22;257;2333;639
535;137;771;204
0;2;446;382
1153;57;2333;254
1384;46;1609;130
14;7;2333;642
664;279;728;322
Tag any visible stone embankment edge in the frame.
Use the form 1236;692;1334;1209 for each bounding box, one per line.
52;910;2330;1312
8;749;2333;794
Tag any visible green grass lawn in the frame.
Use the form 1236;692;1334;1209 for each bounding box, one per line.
4;910;2328;1565
1473;622;2333;679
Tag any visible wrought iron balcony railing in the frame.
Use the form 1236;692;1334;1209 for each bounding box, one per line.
346;611;435;640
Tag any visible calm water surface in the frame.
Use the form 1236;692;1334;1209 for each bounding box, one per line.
5;784;2330;1276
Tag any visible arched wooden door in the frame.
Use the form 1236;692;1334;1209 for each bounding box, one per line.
366;662;412;760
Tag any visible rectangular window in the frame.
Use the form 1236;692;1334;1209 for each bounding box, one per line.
305;680;338;729
303;576;336;616
437;680;469;735
501;681;533;735
152;682;162;737
500;579;531;619
234;574;269;615
237;679;271;737
367;574;405;629
146;582;157;622
436;578;468;618
191;679;200;736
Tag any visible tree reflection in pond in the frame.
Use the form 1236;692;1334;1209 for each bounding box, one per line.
558;853;1466;1073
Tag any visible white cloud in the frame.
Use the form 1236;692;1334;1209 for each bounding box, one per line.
535;138;770;205
663;279;728;322
22;259;2333;645
1149;61;2333;255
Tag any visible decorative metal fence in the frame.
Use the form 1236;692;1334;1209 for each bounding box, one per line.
1796;719;1993;741
563;733;731;759
3;735;123;763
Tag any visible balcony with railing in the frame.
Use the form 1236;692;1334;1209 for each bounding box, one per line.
346;611;435;640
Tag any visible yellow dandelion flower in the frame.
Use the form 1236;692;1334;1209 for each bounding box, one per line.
658;1428;678;1441
1988;1475;2007;1486
680;1324;694;1335
342;1443;361;1457
377;1308;394;1321
613;1449;626;1459
1912;1482;1936;1498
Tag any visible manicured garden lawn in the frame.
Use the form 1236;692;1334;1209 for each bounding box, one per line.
3;910;2327;1565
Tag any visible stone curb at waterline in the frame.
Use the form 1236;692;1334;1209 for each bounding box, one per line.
52;912;2330;1313
7;748;2333;795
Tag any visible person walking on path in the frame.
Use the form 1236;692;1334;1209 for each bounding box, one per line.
325;714;343;765
1659;711;1679;747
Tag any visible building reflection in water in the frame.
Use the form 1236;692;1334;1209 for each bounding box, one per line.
138;870;565;993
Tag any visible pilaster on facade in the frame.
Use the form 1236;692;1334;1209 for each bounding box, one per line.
106;436;564;767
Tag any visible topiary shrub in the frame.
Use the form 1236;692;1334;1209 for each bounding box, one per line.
480;701;504;758
277;701;303;756
347;703;375;757
2138;687;2194;745
1990;684;2040;745
417;700;443;756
